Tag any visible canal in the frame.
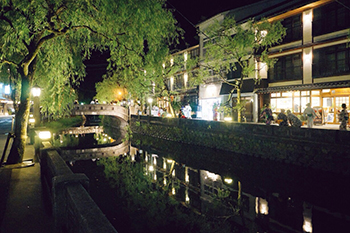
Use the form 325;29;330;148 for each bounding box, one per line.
56;131;350;233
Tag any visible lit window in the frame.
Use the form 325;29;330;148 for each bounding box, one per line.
301;97;311;110
277;98;292;111
282;92;292;97
4;85;10;94
312;97;321;106
184;73;188;87
271;92;281;97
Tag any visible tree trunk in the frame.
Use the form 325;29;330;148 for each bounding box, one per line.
168;100;176;117
6;74;31;164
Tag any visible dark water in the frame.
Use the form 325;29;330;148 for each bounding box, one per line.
63;133;350;233
52;131;114;149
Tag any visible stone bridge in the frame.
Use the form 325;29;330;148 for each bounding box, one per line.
59;141;137;161
71;104;138;122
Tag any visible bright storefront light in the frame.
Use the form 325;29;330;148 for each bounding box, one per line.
38;131;51;140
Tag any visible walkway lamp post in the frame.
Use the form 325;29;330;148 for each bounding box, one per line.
147;97;153;116
31;86;41;127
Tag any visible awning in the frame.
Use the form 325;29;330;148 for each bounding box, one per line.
254;81;350;94
220;79;256;95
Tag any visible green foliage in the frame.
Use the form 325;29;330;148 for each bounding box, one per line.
100;115;122;140
51;134;80;148
200;16;286;119
43;116;83;133
0;0;179;126
214;102;234;115
201;17;285;78
123;125;133;142
92;0;184;103
95;43;200;111
97;156;237;232
171;99;182;113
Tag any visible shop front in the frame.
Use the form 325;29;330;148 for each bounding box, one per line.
219;79;258;122
257;82;350;124
198;83;222;120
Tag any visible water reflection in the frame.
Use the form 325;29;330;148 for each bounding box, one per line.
52;131;114;148
65;134;350;233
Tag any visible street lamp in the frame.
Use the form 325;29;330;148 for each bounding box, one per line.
31;86;41;127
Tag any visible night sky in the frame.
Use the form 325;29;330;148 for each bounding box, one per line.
79;0;263;102
168;0;263;49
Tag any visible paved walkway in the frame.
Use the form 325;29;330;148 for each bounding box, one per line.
0;137;53;233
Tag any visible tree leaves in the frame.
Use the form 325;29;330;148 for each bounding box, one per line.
0;0;179;118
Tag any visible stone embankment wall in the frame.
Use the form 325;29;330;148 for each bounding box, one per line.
130;115;350;175
39;142;118;233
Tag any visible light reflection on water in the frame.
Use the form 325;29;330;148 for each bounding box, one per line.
64;133;350;233
52;131;115;148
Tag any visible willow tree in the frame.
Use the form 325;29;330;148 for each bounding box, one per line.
200;17;286;122
95;47;199;117
0;0;178;164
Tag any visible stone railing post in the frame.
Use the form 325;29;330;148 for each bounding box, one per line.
52;174;89;230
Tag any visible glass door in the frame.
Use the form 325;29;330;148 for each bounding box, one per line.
323;97;334;123
323;96;349;123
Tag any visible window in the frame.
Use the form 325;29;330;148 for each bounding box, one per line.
313;0;350;36
336;96;349;108
269;53;302;82
313;44;350;78
281;15;302;43
174;74;184;90
270;91;314;113
189;47;199;59
312;97;321;106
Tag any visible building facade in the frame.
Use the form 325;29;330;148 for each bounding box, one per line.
163;45;200;117
258;0;350;125
196;0;350;123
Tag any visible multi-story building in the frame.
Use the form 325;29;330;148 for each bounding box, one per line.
161;45;200;116
197;0;350;124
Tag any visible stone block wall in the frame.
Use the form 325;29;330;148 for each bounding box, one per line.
40;146;118;233
130;115;350;175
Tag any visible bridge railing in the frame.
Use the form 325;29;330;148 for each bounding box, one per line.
72;104;138;122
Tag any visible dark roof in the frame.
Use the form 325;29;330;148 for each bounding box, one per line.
230;0;318;23
255;81;350;93
198;0;320;26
